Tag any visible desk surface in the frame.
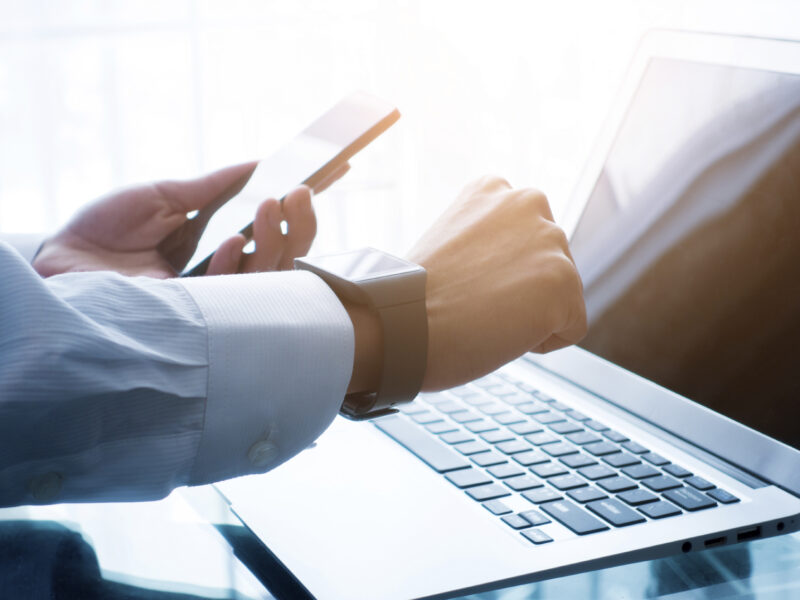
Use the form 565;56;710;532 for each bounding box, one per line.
3;484;800;600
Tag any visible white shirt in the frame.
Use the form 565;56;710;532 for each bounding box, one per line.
0;238;354;507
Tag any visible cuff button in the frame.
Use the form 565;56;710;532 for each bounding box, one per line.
248;440;278;468
28;471;63;502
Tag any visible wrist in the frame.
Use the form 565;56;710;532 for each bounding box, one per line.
344;300;383;395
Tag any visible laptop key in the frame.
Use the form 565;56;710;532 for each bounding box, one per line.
488;464;525;479
566;431;601;445
561;453;597;469
518;402;550;415
505;475;544;492
451;410;483;424
663;487;717;511
471;450;508;467
584;420;609;432
375;417;470;473
685;476;715;491
566;409;589;422
525;432;559;446
618;489;659;506
597;476;637;493
578;464;616;480
621;441;649;454
479;403;509;416
398;403;429;415
522;488;563;504
642;452;670;466
621;464;660;480
587;498;646;527
642;475;682;492
435;401;469;414
534;411;567;425
513;450;551;466
446;469;493;489
466;484;511;502
548;474;588;491
568;486;607;503
663;464;693;478
603;452;640;468
480;430;515;444
708;488;740;504
639;500;682;519
521;528;553;545
496;439;530;455
603;430;629;443
454;441;491;456
483;499;512;515
411;411;444;425
439;431;473;445
584;441;621;457
540;500;609;535
509;421;544;435
501;392;537;406
463;395;494;406
465;419;499;434
494;412;526;426
549;400;573;412
531;462;568;478
426;421;458;434
549;421;584;435
502;514;533;530
519;509;551;526
542;442;579;457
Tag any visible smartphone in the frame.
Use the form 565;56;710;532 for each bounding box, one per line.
182;92;400;276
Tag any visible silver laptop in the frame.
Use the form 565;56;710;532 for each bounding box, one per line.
214;30;800;599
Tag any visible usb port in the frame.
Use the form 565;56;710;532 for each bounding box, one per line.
704;536;726;548
737;527;761;542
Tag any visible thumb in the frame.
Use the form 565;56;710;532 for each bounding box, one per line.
159;161;258;213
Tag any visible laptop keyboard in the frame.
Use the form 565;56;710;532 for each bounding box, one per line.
375;371;740;546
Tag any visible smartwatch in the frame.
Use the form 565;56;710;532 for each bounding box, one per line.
294;248;427;420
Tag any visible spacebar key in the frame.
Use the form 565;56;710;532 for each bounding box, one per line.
540;500;610;535
376;416;470;473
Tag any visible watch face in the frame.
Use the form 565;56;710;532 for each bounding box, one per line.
306;248;420;281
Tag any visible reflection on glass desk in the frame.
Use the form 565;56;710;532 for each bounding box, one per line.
0;487;272;599
3;484;800;600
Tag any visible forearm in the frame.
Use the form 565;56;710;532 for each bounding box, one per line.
0;244;353;506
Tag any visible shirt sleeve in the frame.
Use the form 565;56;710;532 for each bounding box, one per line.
0;242;354;507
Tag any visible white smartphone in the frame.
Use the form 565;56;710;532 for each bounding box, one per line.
183;92;400;276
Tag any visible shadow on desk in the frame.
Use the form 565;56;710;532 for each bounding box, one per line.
0;521;210;600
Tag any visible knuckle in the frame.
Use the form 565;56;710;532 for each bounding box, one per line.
477;174;512;191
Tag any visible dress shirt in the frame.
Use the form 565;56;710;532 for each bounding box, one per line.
0;238;354;507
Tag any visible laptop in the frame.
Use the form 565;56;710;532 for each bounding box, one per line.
214;30;800;599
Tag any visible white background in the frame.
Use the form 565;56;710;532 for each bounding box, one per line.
1;0;799;257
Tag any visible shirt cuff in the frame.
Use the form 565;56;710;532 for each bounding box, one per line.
178;271;354;485
0;234;46;263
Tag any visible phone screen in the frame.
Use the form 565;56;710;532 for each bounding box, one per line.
183;92;400;275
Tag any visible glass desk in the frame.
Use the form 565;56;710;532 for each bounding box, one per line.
3;485;799;600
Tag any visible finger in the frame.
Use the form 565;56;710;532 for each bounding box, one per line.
531;334;573;354
278;186;317;270
312;162;350;194
206;234;247;275
240;198;284;273
157;161;258;215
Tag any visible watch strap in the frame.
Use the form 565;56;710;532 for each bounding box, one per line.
341;298;428;419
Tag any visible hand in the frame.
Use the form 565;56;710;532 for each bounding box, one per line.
33;162;348;278
406;176;587;390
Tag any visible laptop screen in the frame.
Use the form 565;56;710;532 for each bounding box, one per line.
570;57;800;451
